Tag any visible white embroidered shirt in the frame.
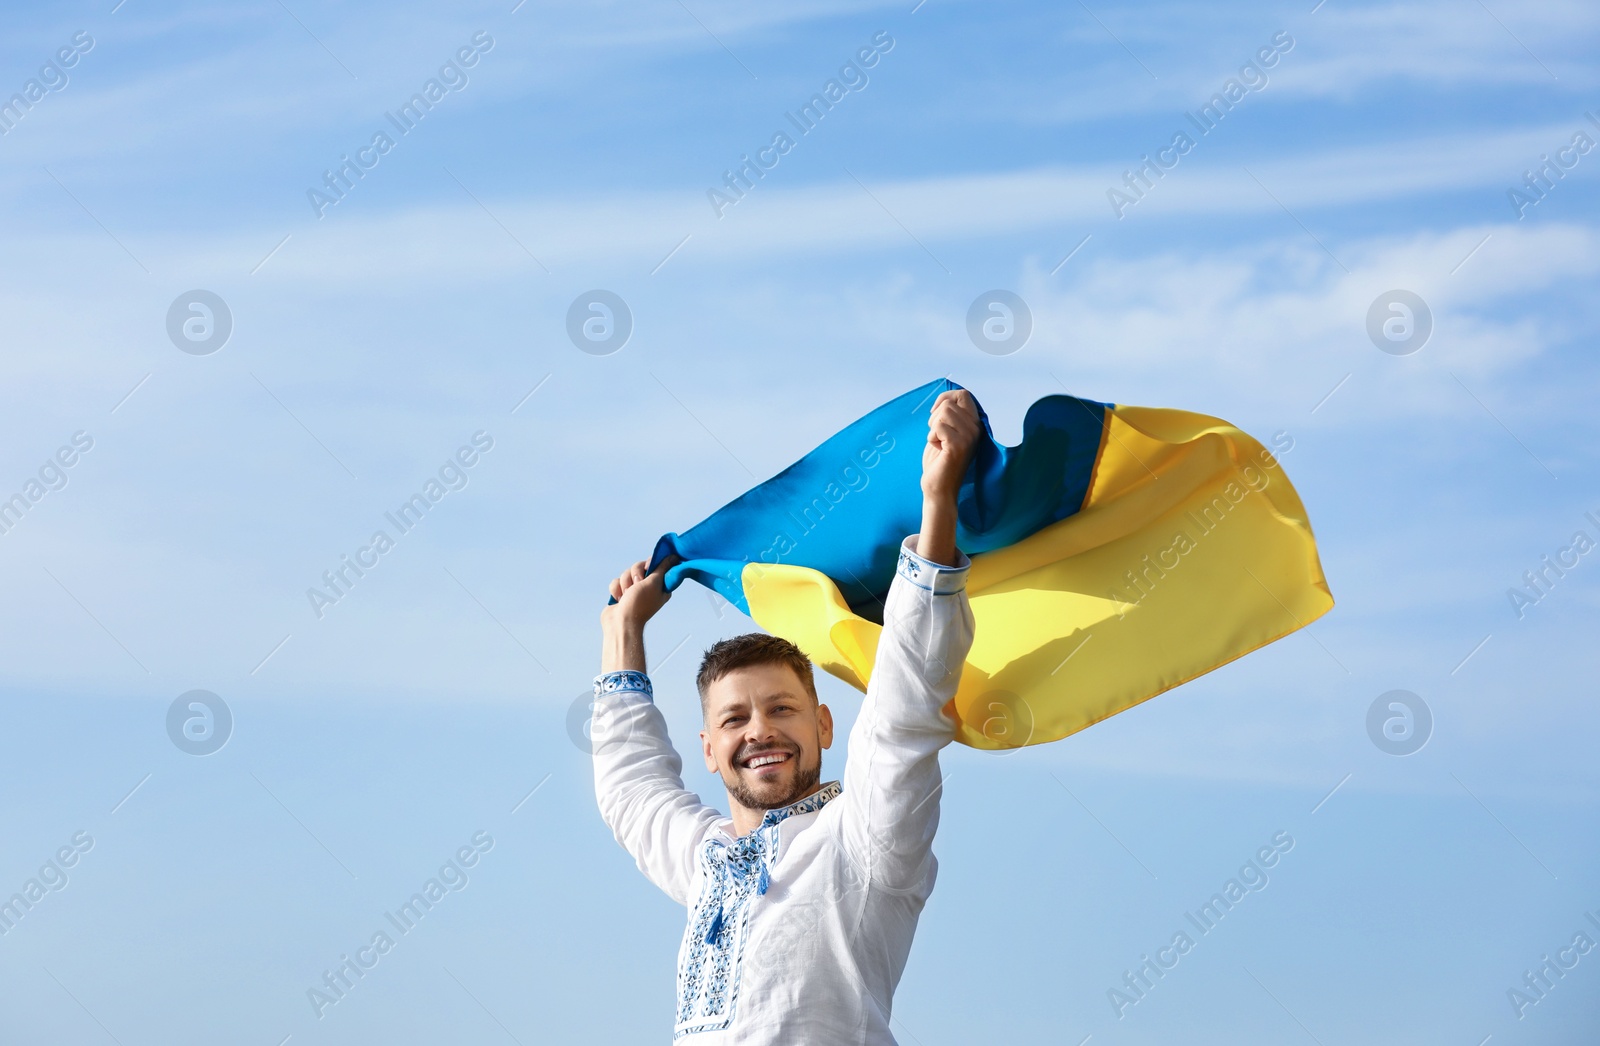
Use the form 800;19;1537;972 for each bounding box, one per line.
592;535;975;1043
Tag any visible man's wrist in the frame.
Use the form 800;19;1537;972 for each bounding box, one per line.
916;494;959;566
601;620;648;674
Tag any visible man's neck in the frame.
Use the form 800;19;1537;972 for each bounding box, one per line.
728;781;825;838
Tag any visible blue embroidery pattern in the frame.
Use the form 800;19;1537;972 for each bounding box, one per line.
896;544;969;595
674;781;843;1038
593;669;653;700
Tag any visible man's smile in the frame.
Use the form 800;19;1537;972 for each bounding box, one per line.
739;748;794;774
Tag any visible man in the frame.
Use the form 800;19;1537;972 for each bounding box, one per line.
594;389;981;1042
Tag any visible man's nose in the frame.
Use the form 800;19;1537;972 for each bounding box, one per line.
744;712;779;743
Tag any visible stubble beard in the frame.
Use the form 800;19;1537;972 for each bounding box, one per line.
727;750;822;812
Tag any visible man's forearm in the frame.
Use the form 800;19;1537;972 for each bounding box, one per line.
839;532;973;888
602;621;648;674
915;495;959;566
600;555;675;673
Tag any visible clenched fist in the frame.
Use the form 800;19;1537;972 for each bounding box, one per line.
921;389;982;504
916;389;981;565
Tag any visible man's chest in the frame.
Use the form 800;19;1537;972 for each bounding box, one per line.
673;809;864;1036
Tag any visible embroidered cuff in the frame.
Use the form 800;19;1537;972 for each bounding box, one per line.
896;535;971;594
593;669;653;701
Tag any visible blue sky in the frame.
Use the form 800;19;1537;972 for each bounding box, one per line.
1;0;1597;1042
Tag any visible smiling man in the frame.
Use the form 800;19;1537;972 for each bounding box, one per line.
593;389;981;1043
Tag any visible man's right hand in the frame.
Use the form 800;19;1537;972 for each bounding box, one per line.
917;389;981;566
600;554;679;673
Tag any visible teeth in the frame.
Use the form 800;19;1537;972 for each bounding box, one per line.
746;752;789;768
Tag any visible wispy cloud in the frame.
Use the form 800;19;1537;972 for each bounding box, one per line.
5;122;1583;291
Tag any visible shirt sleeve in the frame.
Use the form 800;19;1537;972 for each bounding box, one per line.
591;671;727;907
836;535;975;892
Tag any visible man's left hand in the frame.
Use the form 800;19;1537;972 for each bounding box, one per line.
920;389;982;505
916;389;981;565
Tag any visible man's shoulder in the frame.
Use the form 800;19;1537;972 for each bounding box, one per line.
777;791;851;857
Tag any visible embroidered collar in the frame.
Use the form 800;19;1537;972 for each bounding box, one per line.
695;781;843;951
754;779;842;832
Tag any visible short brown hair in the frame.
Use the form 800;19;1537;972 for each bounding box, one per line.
696;633;817;715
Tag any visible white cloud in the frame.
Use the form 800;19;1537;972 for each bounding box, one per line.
1286;0;1596;96
0;0;909;176
1;120;1580;297
975;0;1598;128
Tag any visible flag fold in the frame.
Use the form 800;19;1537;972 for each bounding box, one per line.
648;378;1332;750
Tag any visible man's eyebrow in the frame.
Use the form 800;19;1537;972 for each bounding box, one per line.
711;690;802;716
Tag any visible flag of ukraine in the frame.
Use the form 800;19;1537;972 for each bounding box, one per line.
647;378;1333;750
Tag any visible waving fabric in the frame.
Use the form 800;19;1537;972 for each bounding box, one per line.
647;378;1333;750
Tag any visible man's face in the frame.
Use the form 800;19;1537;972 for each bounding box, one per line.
701;662;833;814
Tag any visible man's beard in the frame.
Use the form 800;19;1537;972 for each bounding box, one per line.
725;750;822;811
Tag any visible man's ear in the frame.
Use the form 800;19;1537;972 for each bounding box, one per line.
701;729;718;772
817;703;834;750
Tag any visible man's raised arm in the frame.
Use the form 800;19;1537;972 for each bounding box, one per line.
593;555;723;906
838;389;981;891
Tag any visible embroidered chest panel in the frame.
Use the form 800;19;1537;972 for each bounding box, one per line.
673;783;840;1039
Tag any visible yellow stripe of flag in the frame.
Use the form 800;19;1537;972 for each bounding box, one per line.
743;404;1333;749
